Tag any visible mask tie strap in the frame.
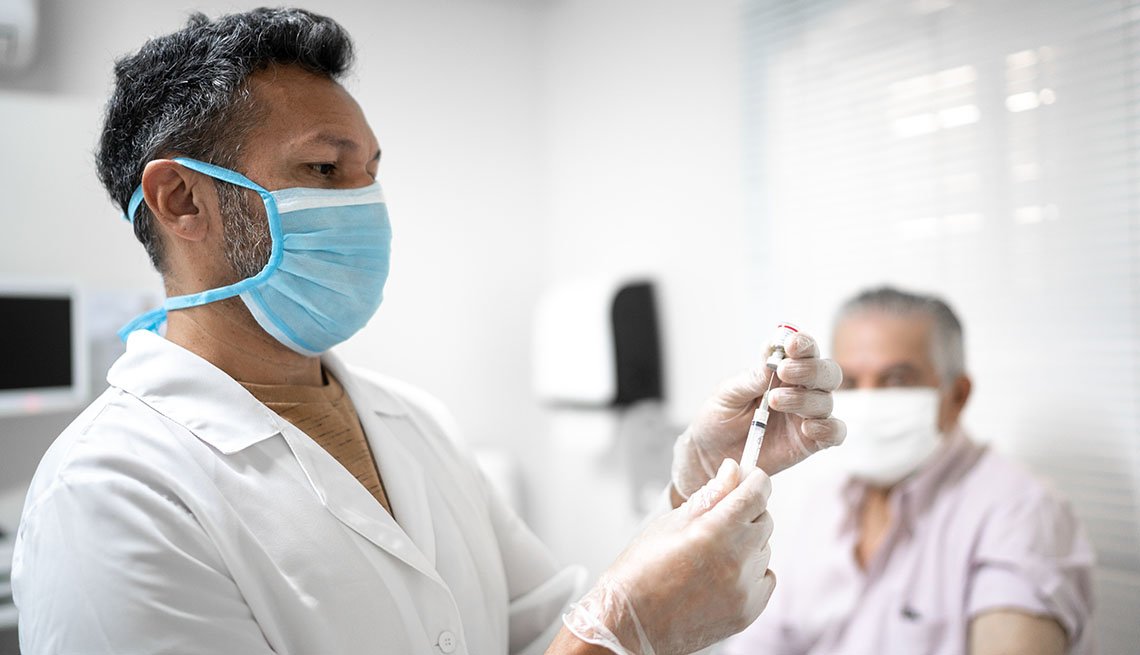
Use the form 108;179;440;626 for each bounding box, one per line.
117;306;168;341
123;185;146;223
116;156;284;341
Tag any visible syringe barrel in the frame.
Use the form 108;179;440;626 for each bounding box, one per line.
743;323;800;473
740;417;767;473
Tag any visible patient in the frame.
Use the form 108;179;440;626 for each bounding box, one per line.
722;286;1095;655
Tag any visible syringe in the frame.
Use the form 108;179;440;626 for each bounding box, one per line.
740;323;799;474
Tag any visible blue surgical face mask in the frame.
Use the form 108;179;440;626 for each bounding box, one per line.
120;157;392;356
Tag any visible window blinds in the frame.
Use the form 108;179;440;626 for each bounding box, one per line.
743;0;1140;649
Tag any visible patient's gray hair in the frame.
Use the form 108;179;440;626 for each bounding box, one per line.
834;286;966;384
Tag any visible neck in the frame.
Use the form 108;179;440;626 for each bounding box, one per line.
164;298;323;386
855;484;893;570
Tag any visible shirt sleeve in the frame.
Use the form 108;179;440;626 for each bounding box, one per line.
967;488;1096;645
13;474;276;655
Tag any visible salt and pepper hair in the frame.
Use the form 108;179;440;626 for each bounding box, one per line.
95;7;355;274
835;286;966;384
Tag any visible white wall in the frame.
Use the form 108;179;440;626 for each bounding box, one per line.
530;0;748;575
543;0;753;422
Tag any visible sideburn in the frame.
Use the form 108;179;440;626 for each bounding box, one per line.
217;181;272;282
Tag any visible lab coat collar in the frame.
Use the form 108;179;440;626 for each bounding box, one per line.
109;332;441;577
106;331;411;454
107;331;286;453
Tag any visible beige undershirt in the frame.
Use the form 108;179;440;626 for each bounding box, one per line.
240;370;393;518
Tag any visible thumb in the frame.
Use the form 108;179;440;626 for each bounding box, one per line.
715;367;771;408
685;459;741;518
707;467;772;524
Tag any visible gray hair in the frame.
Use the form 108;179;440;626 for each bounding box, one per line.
834;286;966;383
96;8;355;274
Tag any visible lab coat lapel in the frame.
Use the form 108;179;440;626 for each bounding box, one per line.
276;415;442;585
322;354;438;568
354;401;438;567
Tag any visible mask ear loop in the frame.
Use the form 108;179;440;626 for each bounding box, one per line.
117;157;285;341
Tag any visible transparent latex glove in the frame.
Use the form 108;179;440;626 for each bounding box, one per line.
563;459;775;655
672;331;845;499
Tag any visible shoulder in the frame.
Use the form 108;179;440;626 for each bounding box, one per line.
15;391;211;576
968;446;1046;492
26;388;196;495
18;386;218;544
959;446;1074;523
952;444;1094;583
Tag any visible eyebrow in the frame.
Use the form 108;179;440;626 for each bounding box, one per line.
303;133;382;161
880;363;921;376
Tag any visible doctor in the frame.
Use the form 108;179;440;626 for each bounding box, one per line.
12;8;845;655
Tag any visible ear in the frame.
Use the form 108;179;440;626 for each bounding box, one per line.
139;159;218;243
951;374;972;408
939;374;972;432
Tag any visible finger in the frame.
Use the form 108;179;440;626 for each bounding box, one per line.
776;357;843;391
763;569;776;597
767;387;833;418
799;417;847;450
755;511;774;546
686;458;741;517
708;468;772;524
783;332;820;359
756;541;773;572
742;570;778;625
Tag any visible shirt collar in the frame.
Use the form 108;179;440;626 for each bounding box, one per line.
838;428;984;530
106;331;406;454
897;428;983;512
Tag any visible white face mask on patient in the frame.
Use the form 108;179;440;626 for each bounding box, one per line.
830;388;944;487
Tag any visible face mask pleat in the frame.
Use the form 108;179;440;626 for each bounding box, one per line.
243;286;342;355
251;284;361;342
274;256;384;297
279;204;391;262
282;231;391;256
279;202;384;229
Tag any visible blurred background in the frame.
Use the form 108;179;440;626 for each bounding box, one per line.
0;0;1136;652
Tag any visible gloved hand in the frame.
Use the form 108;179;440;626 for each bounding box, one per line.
672;330;845;499
563;459;775;655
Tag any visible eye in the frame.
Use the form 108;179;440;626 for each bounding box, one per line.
310;163;337;177
882;370;916;387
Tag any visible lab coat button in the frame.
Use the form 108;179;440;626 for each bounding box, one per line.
438;630;457;653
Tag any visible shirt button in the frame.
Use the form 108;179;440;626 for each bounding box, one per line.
437;630;457;653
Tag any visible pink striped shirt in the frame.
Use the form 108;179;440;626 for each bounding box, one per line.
722;431;1095;655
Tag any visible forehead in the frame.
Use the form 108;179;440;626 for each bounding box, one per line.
242;65;374;150
833;311;936;369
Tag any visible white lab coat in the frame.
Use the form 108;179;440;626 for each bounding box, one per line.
13;330;586;654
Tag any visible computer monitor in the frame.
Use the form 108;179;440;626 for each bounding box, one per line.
0;283;87;416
